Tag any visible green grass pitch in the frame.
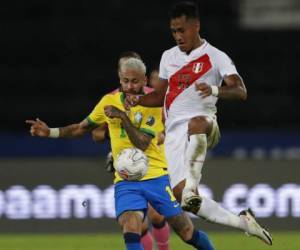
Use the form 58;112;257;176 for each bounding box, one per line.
0;232;299;250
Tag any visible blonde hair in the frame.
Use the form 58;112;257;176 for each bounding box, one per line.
119;57;147;75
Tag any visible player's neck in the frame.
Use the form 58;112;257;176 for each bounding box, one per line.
186;36;204;55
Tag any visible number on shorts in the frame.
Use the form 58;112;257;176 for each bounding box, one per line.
165;186;176;202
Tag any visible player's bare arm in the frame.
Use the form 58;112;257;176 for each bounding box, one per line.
104;105;151;151
126;79;168;108
91;123;109;142
196;74;247;100
26;118;95;138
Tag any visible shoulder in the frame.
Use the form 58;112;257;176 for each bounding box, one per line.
98;90;120;105
206;42;231;61
161;45;180;60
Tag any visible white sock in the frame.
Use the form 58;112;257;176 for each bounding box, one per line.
183;134;207;194
197;196;247;231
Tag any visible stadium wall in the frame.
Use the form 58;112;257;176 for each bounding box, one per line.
0;158;299;232
1;131;300;159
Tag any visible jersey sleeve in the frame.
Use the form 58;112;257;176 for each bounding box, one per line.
159;51;168;80
86;96;107;126
139;108;163;138
215;51;238;78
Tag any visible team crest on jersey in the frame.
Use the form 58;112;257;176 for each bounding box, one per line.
146;116;155;126
193;62;203;73
134;112;143;124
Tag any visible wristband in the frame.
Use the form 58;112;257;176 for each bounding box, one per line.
211;86;219;97
49;128;60;138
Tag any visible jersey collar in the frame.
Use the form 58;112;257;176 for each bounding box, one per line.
119;89;146;104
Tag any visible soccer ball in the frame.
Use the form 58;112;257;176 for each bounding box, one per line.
115;148;149;181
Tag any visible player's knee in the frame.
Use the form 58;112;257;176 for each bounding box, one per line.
188;116;212;135
175;222;194;241
168;213;194;241
118;211;143;234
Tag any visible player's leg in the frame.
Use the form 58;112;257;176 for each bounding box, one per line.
115;181;148;250
142;175;214;250
141;217;154;250
170;117;272;245
173;177;273;245
181;116;212;209
118;211;144;250
166;212;214;250
148;204;170;250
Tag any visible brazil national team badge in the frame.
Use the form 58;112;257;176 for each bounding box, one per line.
146;116;155;126
134;112;143;124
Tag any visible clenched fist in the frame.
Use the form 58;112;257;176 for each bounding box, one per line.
195;82;212;98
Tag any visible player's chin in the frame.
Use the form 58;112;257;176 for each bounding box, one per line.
178;44;188;52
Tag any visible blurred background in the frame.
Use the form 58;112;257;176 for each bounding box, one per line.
0;0;299;249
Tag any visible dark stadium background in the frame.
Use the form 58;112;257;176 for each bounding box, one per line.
0;0;299;247
1;0;299;131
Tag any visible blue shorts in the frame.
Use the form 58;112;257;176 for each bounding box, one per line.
114;175;182;219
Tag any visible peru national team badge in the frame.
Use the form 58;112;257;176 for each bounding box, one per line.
146;116;155;126
193;62;203;73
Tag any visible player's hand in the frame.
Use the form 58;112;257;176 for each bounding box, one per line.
104;105;125;119
105;151;115;173
124;94;140;110
25;118;50;137
195;82;212;98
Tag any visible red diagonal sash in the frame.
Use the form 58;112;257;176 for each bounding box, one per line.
165;53;212;110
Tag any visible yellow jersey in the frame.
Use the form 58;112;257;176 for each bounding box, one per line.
87;91;167;183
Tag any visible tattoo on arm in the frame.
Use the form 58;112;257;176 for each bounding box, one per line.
59;119;96;138
120;114;151;151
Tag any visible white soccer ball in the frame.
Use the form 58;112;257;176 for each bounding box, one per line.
115;148;149;181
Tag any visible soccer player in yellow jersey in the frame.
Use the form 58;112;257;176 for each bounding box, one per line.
91;52;169;250
26;57;214;250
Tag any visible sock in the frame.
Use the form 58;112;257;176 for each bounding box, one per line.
186;230;215;250
152;220;170;250
124;232;144;250
197;196;246;231
141;230;153;250
183;134;207;197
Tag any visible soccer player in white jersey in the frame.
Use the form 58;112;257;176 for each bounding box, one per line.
126;1;272;245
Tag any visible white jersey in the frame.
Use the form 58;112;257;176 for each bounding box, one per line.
159;40;239;131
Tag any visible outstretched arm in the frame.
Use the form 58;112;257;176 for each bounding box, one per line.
196;74;247;101
25;118;95;138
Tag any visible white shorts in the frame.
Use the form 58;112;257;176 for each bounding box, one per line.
165;117;220;189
